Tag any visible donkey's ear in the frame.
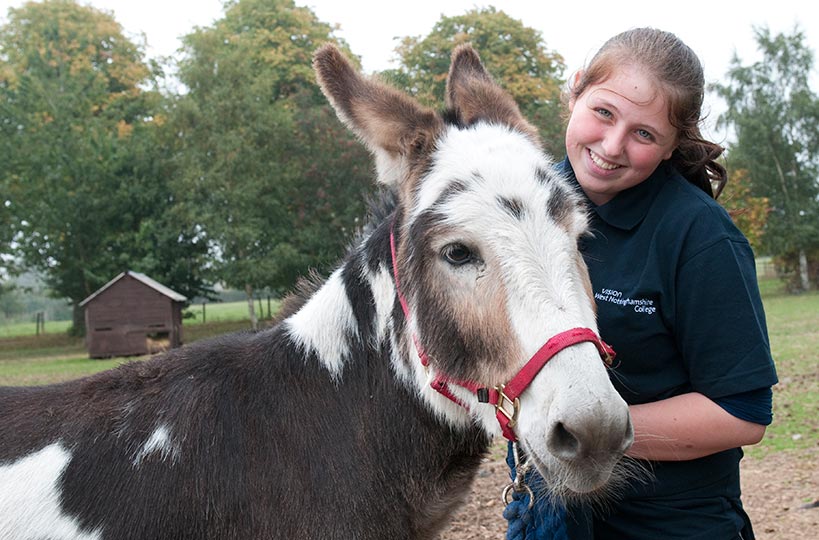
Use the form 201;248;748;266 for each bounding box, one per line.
445;45;540;143
313;44;443;187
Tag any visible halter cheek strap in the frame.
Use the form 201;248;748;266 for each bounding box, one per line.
390;225;475;406
389;224;615;442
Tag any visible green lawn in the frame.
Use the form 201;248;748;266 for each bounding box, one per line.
0;300;266;386
183;299;281;324
751;286;819;456
0;354;127;386
0;300;276;337
0;319;73;338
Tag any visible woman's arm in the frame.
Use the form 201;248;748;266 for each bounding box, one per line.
626;392;767;461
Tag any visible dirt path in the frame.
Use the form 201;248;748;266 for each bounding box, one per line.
438;442;819;539
741;448;819;539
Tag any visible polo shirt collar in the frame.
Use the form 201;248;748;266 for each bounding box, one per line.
558;157;669;231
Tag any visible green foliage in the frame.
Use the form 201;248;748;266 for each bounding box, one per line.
720;168;770;251
172;0;374;319
0;285;23;320
713;26;819;287
773;248;819;293
0;274;73;322
0;0;212;331
387;7;567;156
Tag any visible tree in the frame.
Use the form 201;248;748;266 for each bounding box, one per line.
173;0;373;328
0;198;16;304
0;0;211;333
713;26;819;291
386;7;567;156
719;168;770;252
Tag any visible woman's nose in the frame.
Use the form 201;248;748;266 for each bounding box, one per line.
601;128;626;157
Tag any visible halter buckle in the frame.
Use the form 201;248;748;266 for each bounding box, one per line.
493;384;520;429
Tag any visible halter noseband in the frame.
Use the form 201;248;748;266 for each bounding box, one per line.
389;224;615;442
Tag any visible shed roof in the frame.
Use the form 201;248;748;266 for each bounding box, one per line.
79;271;187;307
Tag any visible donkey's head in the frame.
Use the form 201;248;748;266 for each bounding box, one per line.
313;44;633;499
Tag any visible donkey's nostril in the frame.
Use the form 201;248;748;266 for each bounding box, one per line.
547;421;581;460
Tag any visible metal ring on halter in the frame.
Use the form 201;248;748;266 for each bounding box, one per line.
502;441;535;509
502;481;535;509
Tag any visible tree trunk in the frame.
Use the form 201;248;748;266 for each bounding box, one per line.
245;283;258;330
798;249;810;292
70;302;86;337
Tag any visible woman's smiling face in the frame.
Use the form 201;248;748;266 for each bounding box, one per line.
565;64;678;206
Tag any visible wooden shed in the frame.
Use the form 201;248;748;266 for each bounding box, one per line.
80;271;187;358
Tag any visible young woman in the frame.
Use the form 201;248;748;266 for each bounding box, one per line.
504;28;778;540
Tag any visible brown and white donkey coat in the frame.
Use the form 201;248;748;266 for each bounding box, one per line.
0;45;632;539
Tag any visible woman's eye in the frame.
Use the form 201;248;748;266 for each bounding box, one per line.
442;243;473;266
636;128;654;140
595;108;612;118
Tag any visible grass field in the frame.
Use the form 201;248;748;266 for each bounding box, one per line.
0;318;73;338
0;301;266;386
0;300;277;337
752;288;819;456
0;280;816;456
183;299;281;324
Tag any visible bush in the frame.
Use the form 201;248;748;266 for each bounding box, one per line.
775;248;819;293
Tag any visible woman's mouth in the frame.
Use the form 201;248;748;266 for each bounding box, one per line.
588;149;621;171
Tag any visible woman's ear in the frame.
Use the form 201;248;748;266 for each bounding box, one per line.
567;70;584;112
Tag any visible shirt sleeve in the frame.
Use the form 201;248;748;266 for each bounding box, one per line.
714;387;773;425
673;211;778;399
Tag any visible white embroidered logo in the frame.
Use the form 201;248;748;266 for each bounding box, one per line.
594;288;657;315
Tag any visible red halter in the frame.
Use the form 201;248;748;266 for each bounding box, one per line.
389;225;615;442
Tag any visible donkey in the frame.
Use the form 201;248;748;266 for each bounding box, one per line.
0;44;633;539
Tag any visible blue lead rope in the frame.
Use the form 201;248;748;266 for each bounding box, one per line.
504;442;570;540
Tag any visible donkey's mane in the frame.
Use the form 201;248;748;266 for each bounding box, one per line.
359;188;400;236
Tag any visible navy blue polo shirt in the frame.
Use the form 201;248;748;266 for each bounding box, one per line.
557;157;778;539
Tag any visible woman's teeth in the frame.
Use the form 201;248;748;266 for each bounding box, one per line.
589;150;620;170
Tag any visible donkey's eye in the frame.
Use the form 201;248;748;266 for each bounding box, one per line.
442;243;473;266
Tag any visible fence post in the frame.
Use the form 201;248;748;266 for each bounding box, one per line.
202;302;206;324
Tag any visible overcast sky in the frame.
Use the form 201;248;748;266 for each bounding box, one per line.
2;0;817;141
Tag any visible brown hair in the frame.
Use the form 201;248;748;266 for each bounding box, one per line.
568;28;727;198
